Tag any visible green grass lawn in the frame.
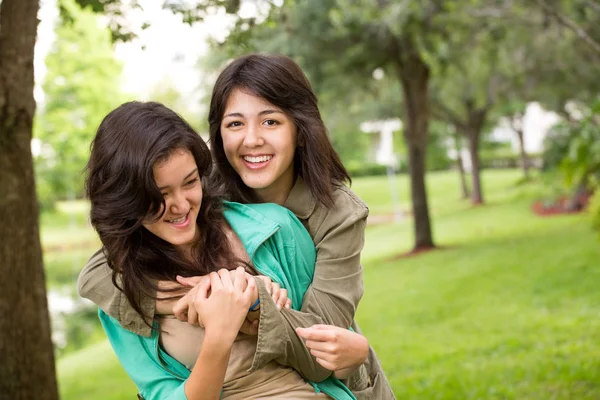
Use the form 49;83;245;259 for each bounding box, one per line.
54;170;600;399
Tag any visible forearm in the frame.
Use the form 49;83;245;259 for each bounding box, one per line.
300;210;368;329
300;274;362;329
249;279;332;382
185;333;233;400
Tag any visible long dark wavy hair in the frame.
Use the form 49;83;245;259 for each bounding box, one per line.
208;53;351;208
86;101;247;321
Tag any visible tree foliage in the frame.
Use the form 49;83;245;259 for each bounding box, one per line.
35;0;124;208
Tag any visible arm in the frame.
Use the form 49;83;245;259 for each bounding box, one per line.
252;194;368;378
100;309;228;400
78;248;153;336
249;277;333;382
296;325;369;379
300;203;367;329
98;310;189;400
183;270;254;400
100;269;254;400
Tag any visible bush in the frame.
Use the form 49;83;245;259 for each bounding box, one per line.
347;162;390;178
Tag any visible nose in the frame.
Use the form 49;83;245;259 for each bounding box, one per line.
242;123;264;148
169;191;189;215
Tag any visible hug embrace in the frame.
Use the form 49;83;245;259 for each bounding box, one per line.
78;53;396;400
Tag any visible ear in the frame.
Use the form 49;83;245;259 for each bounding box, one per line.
297;134;305;148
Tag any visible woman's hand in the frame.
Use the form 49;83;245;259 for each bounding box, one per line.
296;325;369;378
174;269;255;326
256;275;292;310
173;275;209;326
190;268;255;343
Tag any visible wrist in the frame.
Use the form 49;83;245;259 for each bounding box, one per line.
249;298;261;312
204;329;236;350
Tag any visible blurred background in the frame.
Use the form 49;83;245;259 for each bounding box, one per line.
5;0;600;398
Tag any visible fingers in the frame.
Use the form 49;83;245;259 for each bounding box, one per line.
196;276;211;300
315;357;337;371
217;269;234;289
285;298;292;309
188;279;210;325
173;292;191;322
304;339;336;353
274;286;288;310
243;274;256;304
296;326;336;342
176;275;204;287
257;275;273;295
187;301;199;325
270;282;279;307
310;349;340;364
233;267;247;292
209;271;224;290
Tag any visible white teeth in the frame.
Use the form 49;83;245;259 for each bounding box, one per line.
243;155;272;163
168;214;186;223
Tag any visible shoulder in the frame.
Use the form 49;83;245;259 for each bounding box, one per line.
331;184;369;217
304;185;368;242
312;184;369;222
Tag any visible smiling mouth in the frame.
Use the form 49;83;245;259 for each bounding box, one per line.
167;212;188;224
243;155;273;163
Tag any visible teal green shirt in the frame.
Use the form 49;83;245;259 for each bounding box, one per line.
99;201;356;400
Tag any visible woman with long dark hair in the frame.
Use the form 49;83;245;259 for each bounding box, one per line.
80;54;395;399
84;101;359;399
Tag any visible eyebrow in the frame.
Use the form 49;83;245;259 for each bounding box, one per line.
223;109;283;119
158;168;198;191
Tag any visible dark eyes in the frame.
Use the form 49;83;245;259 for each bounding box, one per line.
160;178;198;197
226;121;243;128
185;178;199;187
224;119;279;128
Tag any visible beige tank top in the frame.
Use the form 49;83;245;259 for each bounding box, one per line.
159;317;330;399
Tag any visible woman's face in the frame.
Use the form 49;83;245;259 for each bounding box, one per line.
142;149;202;249
220;88;297;204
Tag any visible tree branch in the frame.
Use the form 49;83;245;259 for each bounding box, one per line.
536;0;600;56
430;97;466;130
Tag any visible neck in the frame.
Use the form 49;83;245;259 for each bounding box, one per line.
177;225;202;263
255;188;290;205
253;174;296;205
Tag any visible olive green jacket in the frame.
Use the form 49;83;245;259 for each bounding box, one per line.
77;178;395;399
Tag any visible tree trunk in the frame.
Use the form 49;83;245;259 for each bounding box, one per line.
454;132;470;199
467;126;484;205
516;128;530;179
0;1;59;398
465;109;486;205
397;39;435;250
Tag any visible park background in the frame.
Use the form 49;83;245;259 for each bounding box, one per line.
1;0;599;399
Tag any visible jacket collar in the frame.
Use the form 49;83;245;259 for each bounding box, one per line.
223;201;280;261
283;177;316;220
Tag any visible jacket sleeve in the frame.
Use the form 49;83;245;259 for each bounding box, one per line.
77;249;122;319
251;194;368;381
301;203;367;329
249;278;333;383
78;249;154;336
98;310;188;400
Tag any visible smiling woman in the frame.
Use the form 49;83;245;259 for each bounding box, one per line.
80;101;361;400
79;54;395;400
220;89;297;205
142;151;202;251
